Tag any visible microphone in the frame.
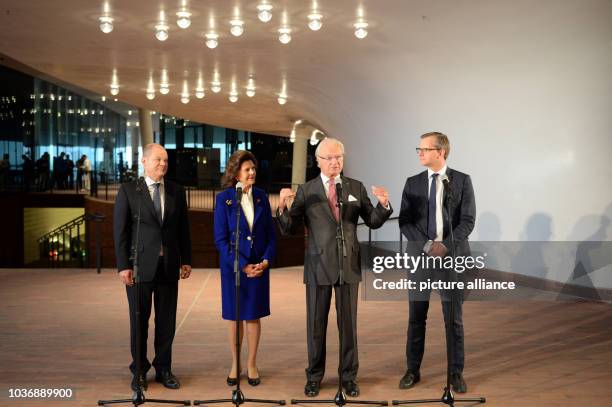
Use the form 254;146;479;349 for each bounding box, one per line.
440;174;450;191
136;176;145;192
235;181;244;201
440;174;452;204
334;177;343;205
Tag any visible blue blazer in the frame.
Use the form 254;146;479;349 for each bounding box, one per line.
214;186;276;274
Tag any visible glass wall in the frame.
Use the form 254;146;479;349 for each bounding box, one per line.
159;116;251;171
0;64;128;190
157;116;297;191
1;63;300;193
31;78;127;176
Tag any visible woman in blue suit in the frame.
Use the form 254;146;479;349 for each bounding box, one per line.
214;150;276;387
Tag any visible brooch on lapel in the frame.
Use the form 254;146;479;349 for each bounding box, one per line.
225;199;232;206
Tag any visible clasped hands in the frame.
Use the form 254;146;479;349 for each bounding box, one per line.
427;242;448;257
243;260;269;278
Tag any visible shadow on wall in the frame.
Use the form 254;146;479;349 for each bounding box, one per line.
473;212;506;271
510;212;553;280
471;208;612;301
557;202;612;301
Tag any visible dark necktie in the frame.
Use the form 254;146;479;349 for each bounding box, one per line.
153;182;162;224
327;177;340;222
428;173;438;240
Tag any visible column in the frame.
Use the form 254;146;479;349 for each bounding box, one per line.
138;108;153;147
130;126;140;171
291;129;309;189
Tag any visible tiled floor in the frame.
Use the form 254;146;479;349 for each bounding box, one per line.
0;267;611;406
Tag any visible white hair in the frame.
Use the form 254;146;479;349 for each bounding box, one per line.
315;137;344;156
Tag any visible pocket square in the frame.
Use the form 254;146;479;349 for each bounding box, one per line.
348;194;358;202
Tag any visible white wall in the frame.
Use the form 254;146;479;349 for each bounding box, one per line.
334;0;612;288
336;0;612;244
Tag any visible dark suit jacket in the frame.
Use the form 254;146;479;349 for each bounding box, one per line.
399;168;475;257
214;186;276;274
277;175;392;285
113;179;192;282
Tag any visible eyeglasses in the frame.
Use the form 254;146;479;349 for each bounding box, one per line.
317;154;344;162
415;147;440;154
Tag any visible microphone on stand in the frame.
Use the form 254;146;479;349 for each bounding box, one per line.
235;181;244;201
440;173;450;191
440;174;452;203
334;177;347;257
440;174;453;244
334;176;343;205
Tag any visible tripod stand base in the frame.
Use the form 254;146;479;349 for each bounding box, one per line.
194;388;286;406
98;389;191;406
291;389;388;406
392;387;485;406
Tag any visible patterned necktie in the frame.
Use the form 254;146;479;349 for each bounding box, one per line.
327;177;340;222
428;173;438;240
153;182;162;224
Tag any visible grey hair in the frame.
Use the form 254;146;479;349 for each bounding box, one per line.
315;137;345;157
143;143;166;158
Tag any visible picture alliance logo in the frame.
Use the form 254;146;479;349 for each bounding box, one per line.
371;253;488;274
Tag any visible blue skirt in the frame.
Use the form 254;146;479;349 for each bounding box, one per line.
221;264;270;321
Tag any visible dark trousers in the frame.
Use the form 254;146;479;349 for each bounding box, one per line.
306;282;359;382
406;288;464;374
126;258;178;375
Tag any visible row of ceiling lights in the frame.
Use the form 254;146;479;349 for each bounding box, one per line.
110;69;289;105
98;1;370;46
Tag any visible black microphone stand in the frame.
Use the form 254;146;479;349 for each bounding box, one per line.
291;180;388;407
99;178;190;406
194;185;285;407
393;180;485;407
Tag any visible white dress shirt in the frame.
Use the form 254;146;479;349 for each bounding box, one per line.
320;173;335;198
241;187;255;231
145;176;165;220
427;165;447;242
319;173;391;210
145;176;165;255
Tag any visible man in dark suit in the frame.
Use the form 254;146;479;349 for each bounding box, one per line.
277;137;392;397
114;143;192;391
398;132;475;393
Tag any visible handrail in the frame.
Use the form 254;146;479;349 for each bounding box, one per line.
356;215;403;253
37;212;106;271
38;214;87;243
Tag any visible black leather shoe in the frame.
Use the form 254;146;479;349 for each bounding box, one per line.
247;367;260;386
155;370;181;389
342;380;360;397
304;380;320;397
399;370;420;389
248;376;261;386
450;373;467;393
131;374;148;391
227;376;237;386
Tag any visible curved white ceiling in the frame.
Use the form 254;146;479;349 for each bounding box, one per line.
0;0;398;136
